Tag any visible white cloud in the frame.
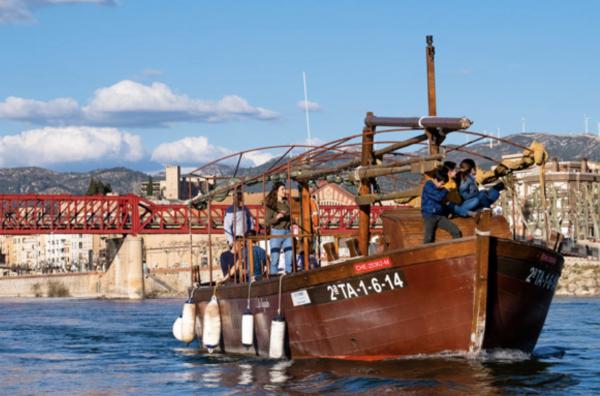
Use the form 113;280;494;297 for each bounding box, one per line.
243;151;274;166
0;80;278;127
151;136;274;167
0;96;80;124
303;137;325;147
0;0;114;24
297;100;321;112
0;126;143;166
140;68;163;79
151;136;231;165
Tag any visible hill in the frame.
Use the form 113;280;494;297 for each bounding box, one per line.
0;167;149;195
0;133;596;195
444;133;600;168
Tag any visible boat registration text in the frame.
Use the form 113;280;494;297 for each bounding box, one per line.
327;271;405;301
290;268;408;307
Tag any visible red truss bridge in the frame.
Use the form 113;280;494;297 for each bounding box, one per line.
0;194;396;236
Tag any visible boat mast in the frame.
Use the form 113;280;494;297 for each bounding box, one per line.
358;113;375;255
426;35;444;154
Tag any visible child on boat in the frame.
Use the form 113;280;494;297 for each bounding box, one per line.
443;161;478;218
458;159;503;210
421;169;462;244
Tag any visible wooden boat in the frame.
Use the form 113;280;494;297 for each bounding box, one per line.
184;36;564;360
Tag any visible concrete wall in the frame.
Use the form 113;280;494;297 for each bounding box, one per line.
0;235;144;299
144;267;224;298
556;257;600;296
0;272;101;298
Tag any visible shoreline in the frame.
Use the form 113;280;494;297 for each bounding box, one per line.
1;256;597;299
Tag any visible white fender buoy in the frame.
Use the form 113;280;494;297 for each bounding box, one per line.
181;303;196;343
172;317;183;341
241;309;254;348
269;315;286;359
203;296;221;353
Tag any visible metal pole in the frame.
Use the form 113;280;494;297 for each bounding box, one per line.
303;71;312;146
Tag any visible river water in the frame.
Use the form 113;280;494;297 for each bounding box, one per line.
0;297;598;395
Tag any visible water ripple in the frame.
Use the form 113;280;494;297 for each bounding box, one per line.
0;297;598;395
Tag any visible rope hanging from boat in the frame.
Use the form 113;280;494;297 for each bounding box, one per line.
277;273;285;316
246;277;252;311
188;205;195;287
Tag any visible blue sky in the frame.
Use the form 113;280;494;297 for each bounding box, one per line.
0;0;598;172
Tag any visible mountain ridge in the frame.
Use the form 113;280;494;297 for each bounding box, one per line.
0;133;597;195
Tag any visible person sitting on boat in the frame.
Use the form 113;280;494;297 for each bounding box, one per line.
245;230;266;281
458;159;503;210
265;182;293;275
223;189;255;246
294;238;319;272
220;235;265;281
421;169;462;244
443;161;478;218
219;241;238;280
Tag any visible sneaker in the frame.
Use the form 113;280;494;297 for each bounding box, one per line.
277;270;286;275
493;182;505;191
467;211;477;218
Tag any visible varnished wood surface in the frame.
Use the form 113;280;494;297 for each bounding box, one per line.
482;238;563;352
192;215;563;360
193;237;477;301
381;208;512;250
197;251;478;359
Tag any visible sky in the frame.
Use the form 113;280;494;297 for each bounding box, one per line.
0;0;599;173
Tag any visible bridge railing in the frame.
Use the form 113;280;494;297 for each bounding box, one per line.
0;194;398;235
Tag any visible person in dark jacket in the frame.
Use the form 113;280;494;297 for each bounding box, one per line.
422;169;462;244
457;158;501;210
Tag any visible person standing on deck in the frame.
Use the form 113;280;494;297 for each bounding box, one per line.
265;182;293;274
223;189;255;246
421;169;462;244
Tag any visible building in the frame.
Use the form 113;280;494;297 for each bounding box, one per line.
7;236;44;270
140;165;206;201
498;157;600;243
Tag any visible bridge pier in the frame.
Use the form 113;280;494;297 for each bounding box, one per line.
100;235;144;299
125;235;144;299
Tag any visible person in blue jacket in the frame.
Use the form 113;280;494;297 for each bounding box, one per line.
422;169;462;244
458;158;502;210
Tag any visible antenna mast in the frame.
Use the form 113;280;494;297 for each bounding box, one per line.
302;71;312;146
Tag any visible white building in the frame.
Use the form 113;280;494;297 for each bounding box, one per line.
69;234;94;271
11;236;44;270
44;234;70;270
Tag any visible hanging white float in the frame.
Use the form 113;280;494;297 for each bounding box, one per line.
180;303;196;344
241;278;254;348
172;316;183;342
241;309;254;348
203;296;221;353
269;274;286;359
269;314;286;359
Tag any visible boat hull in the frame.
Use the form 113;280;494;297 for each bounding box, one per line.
192;236;562;360
482;238;563;352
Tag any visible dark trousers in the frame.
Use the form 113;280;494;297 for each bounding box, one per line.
423;214;462;244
